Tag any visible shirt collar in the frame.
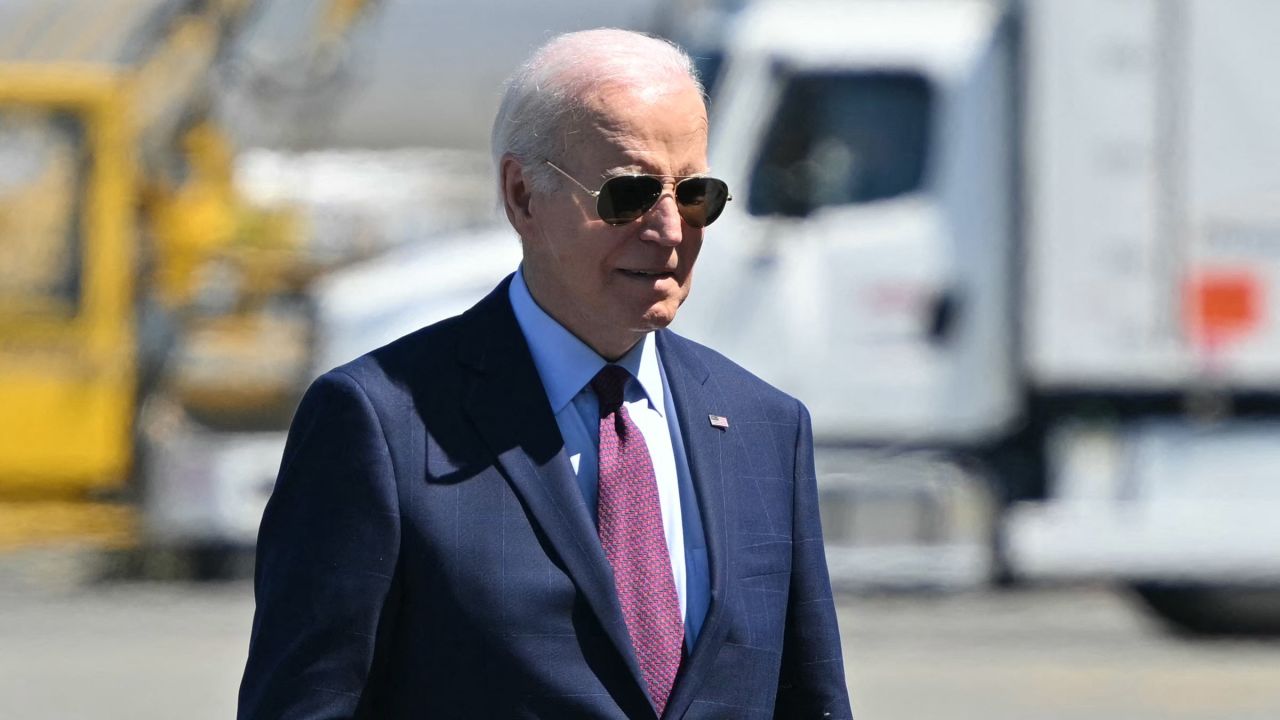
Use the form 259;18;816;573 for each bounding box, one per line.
509;267;665;416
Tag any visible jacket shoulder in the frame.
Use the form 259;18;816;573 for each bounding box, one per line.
661;330;805;420
324;275;512;397
347;313;465;381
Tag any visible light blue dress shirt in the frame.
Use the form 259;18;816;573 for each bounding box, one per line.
508;268;710;647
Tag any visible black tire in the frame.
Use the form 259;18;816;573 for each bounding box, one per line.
1130;583;1280;636
188;542;256;581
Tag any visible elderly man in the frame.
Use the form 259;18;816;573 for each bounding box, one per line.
239;28;852;719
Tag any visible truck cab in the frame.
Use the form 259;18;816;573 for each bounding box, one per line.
679;0;1018;446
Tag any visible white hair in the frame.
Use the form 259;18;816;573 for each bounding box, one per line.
491;28;704;195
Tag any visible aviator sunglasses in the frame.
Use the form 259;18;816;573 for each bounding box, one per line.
545;160;732;228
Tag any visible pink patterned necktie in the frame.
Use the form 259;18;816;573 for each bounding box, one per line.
592;364;683;715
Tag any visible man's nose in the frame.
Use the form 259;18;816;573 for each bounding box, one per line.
640;192;684;246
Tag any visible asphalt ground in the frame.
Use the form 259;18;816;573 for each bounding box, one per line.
2;555;1279;719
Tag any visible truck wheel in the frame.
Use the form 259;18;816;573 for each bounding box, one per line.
188;542;256;581
1130;583;1280;636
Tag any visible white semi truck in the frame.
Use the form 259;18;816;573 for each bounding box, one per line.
676;0;1280;632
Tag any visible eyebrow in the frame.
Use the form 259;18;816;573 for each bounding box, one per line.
600;165;712;180
601;165;644;179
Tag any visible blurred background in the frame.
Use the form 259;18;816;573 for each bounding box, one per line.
3;0;1280;717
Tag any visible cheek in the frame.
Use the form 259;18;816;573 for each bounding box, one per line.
536;225;608;276
679;233;704;271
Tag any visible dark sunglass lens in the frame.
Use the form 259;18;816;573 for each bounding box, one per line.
597;176;663;225
676;177;730;227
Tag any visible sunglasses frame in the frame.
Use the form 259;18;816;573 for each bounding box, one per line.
543;160;732;227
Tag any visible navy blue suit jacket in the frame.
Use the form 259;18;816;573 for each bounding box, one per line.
239;277;852;719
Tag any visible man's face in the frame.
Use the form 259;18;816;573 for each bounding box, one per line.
517;80;709;359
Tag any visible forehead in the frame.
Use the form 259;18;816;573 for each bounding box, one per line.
570;82;709;175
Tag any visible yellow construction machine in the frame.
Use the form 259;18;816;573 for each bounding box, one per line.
0;0;377;556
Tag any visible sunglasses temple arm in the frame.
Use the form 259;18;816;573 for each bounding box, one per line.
544;160;599;197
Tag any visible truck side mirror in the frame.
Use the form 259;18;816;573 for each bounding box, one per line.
927;288;961;345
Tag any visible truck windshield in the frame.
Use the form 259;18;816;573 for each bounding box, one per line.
748;70;932;216
0;109;87;318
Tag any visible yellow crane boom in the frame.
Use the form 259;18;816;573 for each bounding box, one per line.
0;0;378;552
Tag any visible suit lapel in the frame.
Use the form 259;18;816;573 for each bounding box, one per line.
656;330;736;719
456;279;647;698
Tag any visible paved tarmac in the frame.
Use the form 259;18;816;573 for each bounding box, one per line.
2;557;1279;719
838;589;1280;720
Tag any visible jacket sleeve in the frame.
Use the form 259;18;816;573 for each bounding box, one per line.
774;400;854;719
238;369;402;720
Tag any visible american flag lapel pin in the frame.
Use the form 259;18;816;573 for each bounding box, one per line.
708;414;730;430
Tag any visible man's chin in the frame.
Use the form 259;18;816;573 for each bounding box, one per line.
634;302;681;332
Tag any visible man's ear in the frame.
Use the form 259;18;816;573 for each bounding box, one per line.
500;154;535;234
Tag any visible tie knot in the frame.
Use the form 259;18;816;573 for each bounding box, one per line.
591;364;631;415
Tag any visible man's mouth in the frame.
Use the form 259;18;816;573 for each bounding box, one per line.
619;269;674;279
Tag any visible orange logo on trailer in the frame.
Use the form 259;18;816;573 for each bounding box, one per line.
1184;270;1263;348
